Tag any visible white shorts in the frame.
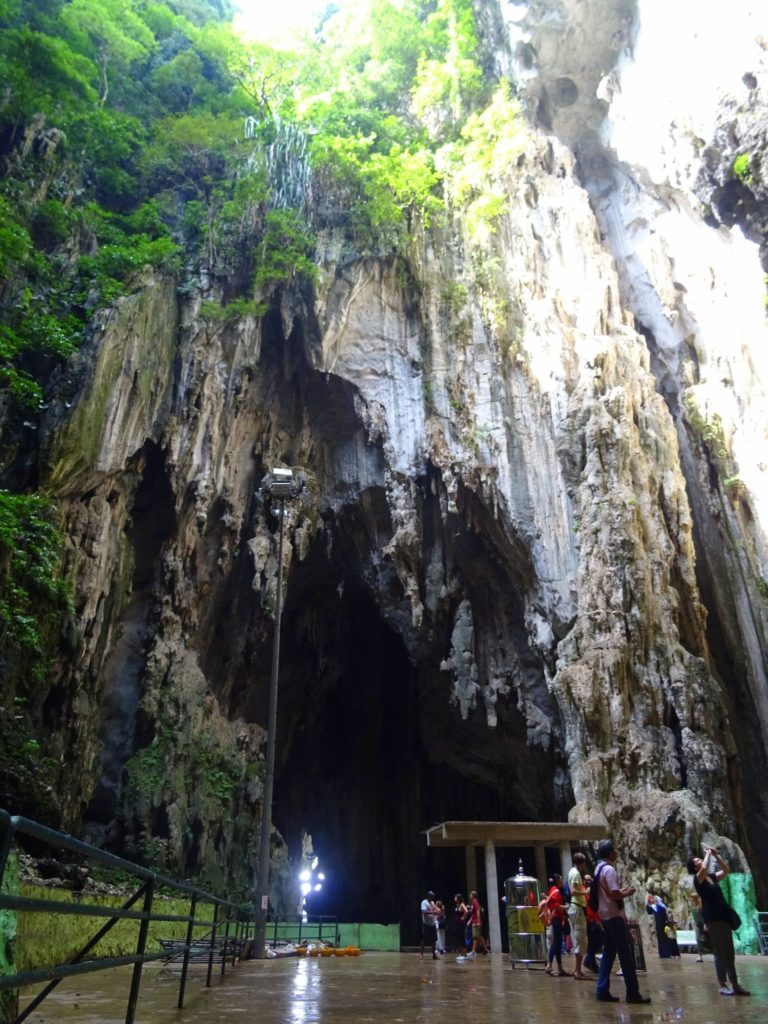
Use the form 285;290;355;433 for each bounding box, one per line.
568;904;587;955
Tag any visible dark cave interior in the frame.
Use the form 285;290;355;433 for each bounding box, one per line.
261;514;561;942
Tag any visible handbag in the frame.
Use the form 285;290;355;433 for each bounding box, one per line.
727;906;742;931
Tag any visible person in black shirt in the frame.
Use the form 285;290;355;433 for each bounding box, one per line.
686;848;750;996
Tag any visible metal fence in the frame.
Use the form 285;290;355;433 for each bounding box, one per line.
0;808;255;1024
265;913;339;949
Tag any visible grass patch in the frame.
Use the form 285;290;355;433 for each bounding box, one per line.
15;884;218;972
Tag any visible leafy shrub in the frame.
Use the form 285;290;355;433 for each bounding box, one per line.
254;209;317;290
0;491;70;654
0;196;32;279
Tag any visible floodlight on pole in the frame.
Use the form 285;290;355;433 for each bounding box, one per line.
253;465;301;959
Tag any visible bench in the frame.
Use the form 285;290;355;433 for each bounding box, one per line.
159;936;248;970
675;930;697;949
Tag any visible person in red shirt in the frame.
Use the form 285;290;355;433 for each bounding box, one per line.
544;873;570;975
465;890;487;958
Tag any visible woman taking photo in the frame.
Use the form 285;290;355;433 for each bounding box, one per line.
687;847;750;996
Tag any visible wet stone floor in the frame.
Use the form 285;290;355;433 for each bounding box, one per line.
19;952;768;1024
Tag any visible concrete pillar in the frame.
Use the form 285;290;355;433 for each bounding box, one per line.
465;844;477;896
484;840;503;956
560;841;573;878
534;844;547;895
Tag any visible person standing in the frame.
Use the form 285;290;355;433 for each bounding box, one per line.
466;889;486;958
593;838;651;1004
420;890;438;960
544;873;570;976
453;893;469;956
687;847;750;996
568;852;589;979
646;893;673;957
690;892;707;962
435;899;447;954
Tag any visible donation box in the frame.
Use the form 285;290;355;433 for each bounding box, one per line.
505;863;547;966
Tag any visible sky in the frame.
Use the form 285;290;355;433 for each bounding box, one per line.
232;0;338;44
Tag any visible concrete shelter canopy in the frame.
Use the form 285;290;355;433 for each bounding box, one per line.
425;821;606;847
424;820;606;956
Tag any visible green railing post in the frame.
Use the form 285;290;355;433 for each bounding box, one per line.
0;812;19;1024
221;912;230;976
125;878;154;1024
206;903;219;987
177;891;198;1009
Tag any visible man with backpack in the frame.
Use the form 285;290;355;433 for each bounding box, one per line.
592;839;651;1004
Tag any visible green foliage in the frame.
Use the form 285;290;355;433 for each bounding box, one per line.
31;198;73;249
141;110;245;194
0;26;97;120
411;0;484;133
58;0;156;106
124;741;166;808
0;490;71;818
200;297;268;324
254;209;318;290
70;200;181;304
292;0;523;245
437;81;526;240
0;196;32;279
732;153;752;183
0;490;70;661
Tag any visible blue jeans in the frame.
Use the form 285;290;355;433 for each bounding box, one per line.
548;916;564;968
597;916;640;998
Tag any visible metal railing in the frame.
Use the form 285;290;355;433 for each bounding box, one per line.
266;913;339;949
0;809;254;1024
758;911;768;955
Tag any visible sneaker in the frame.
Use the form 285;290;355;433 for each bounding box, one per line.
719;987;734;996
466;951;477;959
455;955;467;962
626;995;651;1004
733;987;751;996
695;956;703;963
596;993;619;1003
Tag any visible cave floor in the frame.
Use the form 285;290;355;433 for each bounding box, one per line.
19;952;768;1023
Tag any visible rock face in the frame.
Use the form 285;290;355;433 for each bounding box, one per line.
7;1;767;939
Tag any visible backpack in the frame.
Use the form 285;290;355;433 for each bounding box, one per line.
588;864;606;912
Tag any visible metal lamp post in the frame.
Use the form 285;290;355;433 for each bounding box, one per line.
254;466;297;959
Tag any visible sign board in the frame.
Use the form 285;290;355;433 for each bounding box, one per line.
626;919;647;972
261;895;269;911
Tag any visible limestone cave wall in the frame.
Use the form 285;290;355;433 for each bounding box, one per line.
3;0;767;938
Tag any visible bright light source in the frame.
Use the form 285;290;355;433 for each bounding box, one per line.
314;883;322;892
232;0;336;45
311;856;319;870
299;869;311;881
301;882;311;896
317;872;325;881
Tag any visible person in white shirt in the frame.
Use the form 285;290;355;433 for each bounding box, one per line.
593;839;650;1004
567;851;589;979
420;890;438;960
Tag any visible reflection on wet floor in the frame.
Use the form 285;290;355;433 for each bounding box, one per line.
19;952;767;1024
